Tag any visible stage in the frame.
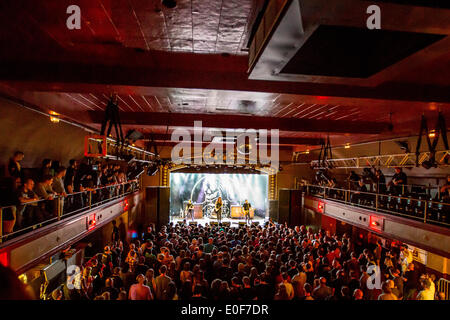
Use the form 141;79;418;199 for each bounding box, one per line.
170;216;267;228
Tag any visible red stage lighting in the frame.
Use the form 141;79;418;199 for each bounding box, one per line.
0;251;9;267
369;215;383;232
317;201;325;213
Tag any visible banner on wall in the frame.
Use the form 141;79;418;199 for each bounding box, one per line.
407;244;428;265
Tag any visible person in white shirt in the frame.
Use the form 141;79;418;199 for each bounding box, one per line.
281;273;294;300
129;274;153;300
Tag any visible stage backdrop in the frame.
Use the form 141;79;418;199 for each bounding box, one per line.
170;173;268;219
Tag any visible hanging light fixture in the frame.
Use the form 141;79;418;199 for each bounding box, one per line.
49;110;60;123
428;129;436;139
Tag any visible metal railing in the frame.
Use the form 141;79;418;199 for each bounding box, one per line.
302;183;450;228
0;180;140;243
437;278;450;300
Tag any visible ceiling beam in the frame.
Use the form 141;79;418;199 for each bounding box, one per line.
88;111;391;134
0;54;449;103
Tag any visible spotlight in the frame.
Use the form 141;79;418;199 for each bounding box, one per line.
395;140;410;153
125;129;144;142
49;110;60;123
305;149;310;154
428;130;436;139
162;0;176;9
344;143;350;149
123;153;135;163
421;160;437;170
146;163;159;176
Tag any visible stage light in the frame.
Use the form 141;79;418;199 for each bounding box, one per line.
305;149;310;154
344;143;350;149
428;130;436;139
49;110;60;123
317;201;324;213
0;251;8;267
147;163;159;176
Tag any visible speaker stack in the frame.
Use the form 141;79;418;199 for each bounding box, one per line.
145;186;170;230
278;189;303;226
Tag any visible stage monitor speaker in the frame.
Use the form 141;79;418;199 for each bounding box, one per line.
252;221;260;227
189;221;198;226
278;189;303;226
222;222;231;227
145;186;170;230
238;222;246;227
209;221;218;227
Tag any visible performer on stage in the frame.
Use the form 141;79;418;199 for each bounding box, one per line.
215;197;223;224
185;199;194;222
242;199;252;225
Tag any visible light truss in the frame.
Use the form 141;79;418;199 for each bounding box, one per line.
293;150;450;169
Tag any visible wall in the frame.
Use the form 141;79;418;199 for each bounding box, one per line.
0;97;88;169
276;163;314;196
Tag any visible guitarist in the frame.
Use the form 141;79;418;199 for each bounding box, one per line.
185;199;194;222
214;197;223;224
242;199;252;225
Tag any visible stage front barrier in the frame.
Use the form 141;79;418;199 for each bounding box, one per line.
230;205;255;218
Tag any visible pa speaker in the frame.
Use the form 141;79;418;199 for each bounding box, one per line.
278;189;303;226
145;186;170;230
269;200;278;221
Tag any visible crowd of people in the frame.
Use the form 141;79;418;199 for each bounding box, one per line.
1;151;134;236
310;167;449;224
42;220;445;301
316;166;450;201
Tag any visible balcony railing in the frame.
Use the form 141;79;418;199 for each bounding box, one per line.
302;183;449;228
0;180;140;243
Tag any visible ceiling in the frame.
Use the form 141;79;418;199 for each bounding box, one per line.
0;0;449;154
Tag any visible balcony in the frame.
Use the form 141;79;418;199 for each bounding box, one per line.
0;181;143;273
0;180;140;244
302;183;450;258
303;184;449;228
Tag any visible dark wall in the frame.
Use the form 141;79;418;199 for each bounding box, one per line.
0;97;87;169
